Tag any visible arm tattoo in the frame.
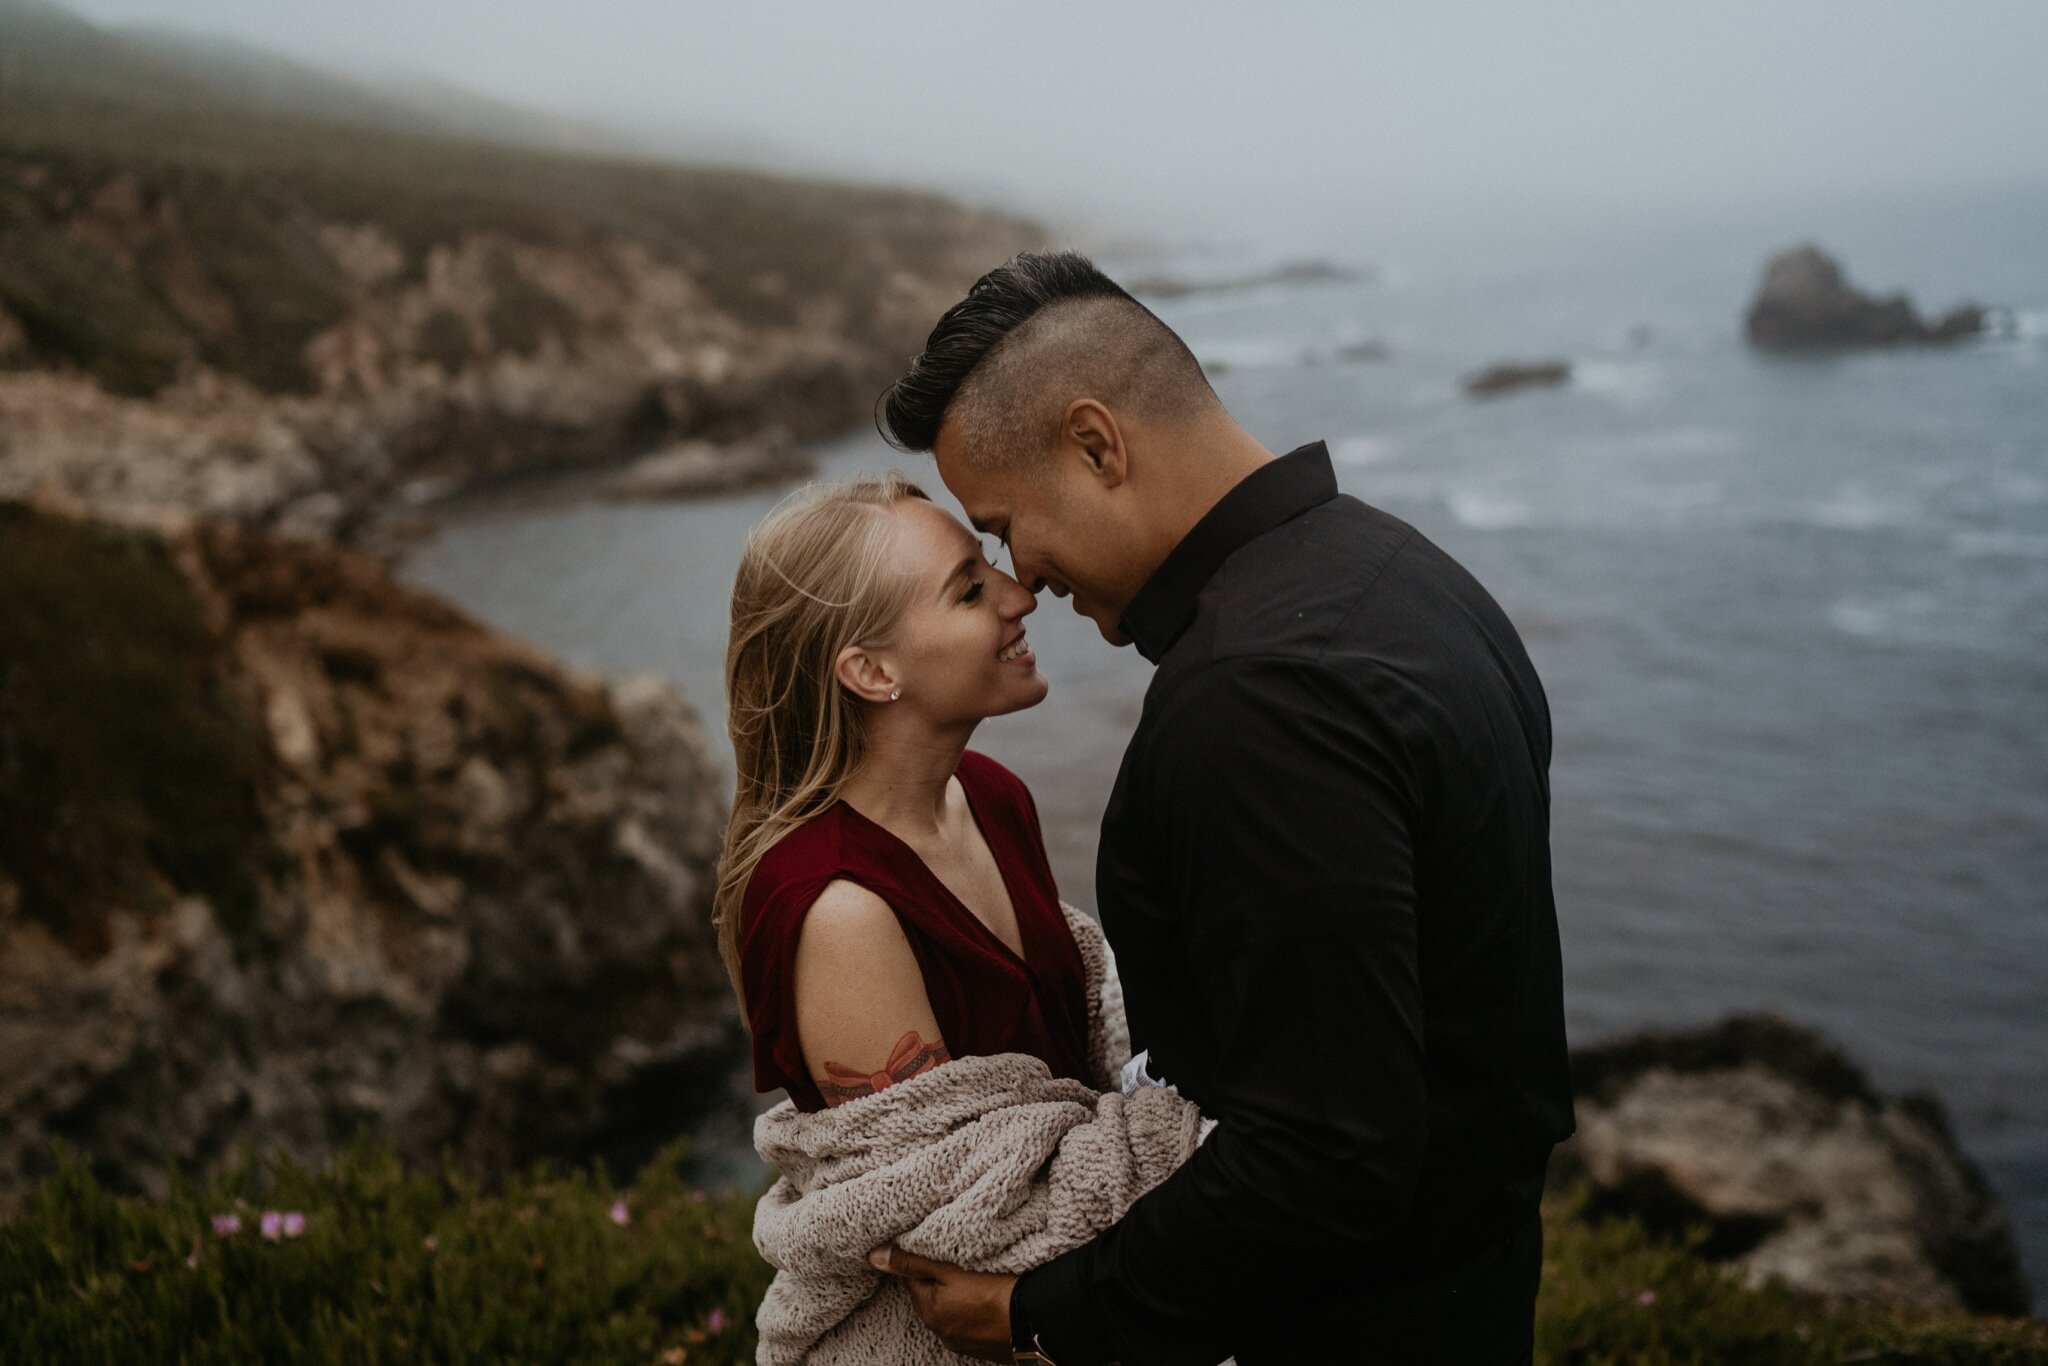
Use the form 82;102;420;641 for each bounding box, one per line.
816;1028;952;1104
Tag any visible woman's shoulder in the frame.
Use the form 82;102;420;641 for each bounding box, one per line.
788;876;908;963
744;807;869;925
744;805;925;930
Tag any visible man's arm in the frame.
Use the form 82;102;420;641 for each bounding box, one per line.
1014;656;1430;1365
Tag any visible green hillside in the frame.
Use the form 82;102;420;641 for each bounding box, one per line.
0;0;1007;395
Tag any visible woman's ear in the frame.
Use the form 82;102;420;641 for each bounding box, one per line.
834;643;900;705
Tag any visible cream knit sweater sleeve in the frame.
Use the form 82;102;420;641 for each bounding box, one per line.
748;904;1208;1365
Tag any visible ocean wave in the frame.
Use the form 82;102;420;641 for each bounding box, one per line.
1580;426;1740;458
1446;490;1535;530
2012;308;2048;341
1992;473;2048;504
1828;601;1890;640
1807;486;1916;531
1573;359;1663;404
1951;530;2048;560
1194;338;1308;372
1629;481;1726;515
1827;593;1939;643
1331;435;1395;467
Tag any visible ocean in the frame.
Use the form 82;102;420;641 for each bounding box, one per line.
397;183;2048;1299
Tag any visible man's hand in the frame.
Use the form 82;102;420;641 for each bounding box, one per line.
868;1244;1016;1362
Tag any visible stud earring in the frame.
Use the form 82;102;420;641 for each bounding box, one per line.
889;689;901;701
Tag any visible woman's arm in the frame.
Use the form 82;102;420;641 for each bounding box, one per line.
793;879;950;1105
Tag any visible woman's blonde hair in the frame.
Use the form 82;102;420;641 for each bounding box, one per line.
714;472;932;1010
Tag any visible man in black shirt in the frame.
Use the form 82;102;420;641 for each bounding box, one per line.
868;251;1573;1365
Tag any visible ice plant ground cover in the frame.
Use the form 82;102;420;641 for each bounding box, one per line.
2;1142;2044;1364
1;1136;769;1364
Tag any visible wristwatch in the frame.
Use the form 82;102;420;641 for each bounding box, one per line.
1010;1286;1058;1364
1012;1330;1059;1365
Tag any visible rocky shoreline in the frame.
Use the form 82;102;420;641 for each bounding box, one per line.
0;505;750;1205
1555;1014;2032;1315
0;205;1026;554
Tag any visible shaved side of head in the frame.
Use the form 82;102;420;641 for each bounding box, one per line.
879;250;1220;470
947;294;1220;469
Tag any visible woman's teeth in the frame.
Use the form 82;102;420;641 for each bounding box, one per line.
998;633;1031;662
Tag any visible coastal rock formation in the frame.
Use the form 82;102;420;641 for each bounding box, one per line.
1464;360;1572;397
1553;1014;2031;1315
0;151;1030;548
1744;245;1993;351
601;431;812;502
0;504;743;1204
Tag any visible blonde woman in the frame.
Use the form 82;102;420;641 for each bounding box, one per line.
717;472;1094;1117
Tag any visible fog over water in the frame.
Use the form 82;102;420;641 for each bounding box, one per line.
55;0;2048;241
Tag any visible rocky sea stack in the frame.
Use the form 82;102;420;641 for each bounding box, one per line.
1464;359;1572;398
0;503;744;1206
1554;1013;2032;1316
1744;245;1996;351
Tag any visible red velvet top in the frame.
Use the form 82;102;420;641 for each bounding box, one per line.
739;749;1094;1112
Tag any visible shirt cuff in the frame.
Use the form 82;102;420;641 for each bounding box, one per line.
1013;1248;1117;1366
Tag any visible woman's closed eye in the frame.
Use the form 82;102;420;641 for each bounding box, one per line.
958;538;998;602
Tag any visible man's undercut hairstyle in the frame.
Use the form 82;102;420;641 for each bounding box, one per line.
878;249;1219;468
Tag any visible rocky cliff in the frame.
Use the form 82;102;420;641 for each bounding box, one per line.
0;4;1033;547
1553;1014;2032;1316
0;503;746;1203
0;146;1029;546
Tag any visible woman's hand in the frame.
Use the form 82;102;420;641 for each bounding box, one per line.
868;1244;1016;1362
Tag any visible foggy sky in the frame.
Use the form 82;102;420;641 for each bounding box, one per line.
55;0;2048;241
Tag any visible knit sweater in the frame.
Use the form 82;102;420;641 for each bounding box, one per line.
749;903;1212;1365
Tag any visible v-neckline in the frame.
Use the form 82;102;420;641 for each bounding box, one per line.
836;770;1033;972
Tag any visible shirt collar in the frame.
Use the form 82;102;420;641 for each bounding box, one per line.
1118;440;1340;663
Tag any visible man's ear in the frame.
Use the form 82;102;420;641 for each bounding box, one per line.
1061;398;1128;489
834;643;899;705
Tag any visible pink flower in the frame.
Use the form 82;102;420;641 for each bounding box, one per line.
185;1248;201;1269
707;1308;727;1333
282;1211;306;1238
609;1199;630;1226
210;1213;242;1236
422;1235;438;1252
1636;1290;1658;1307
690;1189;707;1204
260;1211;284;1240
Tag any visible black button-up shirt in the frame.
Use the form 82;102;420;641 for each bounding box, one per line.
1012;441;1574;1365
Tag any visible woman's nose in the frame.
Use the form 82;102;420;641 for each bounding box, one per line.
1001;573;1037;618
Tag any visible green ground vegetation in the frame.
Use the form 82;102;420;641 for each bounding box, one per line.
0;503;268;955
3;1142;2043;1365
1;1138;769;1365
